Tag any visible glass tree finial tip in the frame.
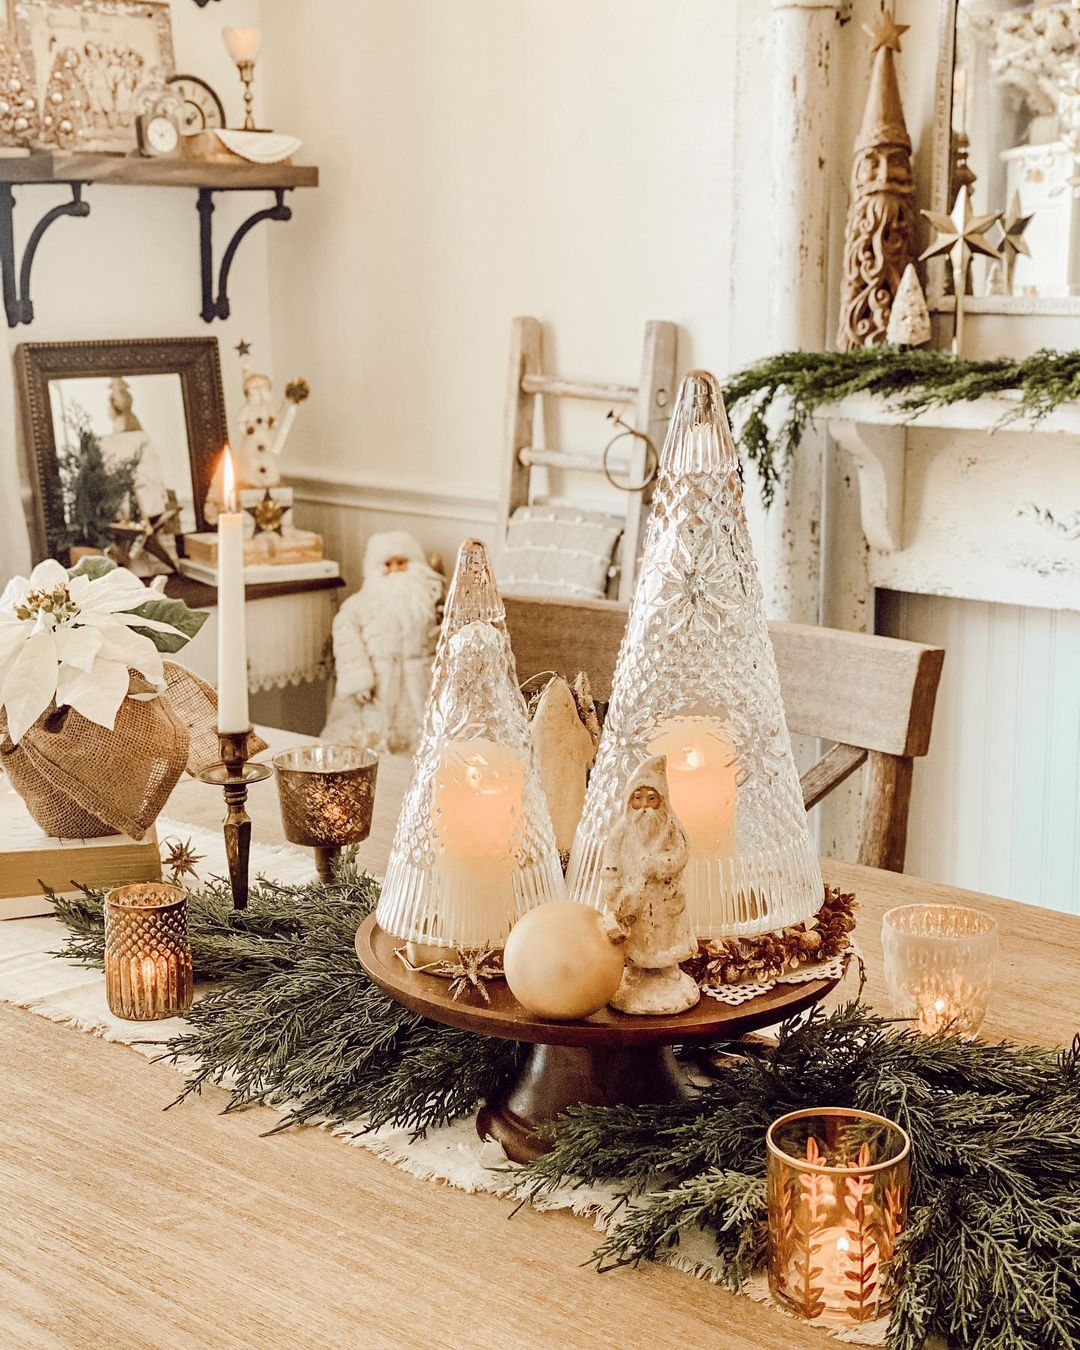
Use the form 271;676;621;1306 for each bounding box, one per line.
662;370;738;475
443;537;505;633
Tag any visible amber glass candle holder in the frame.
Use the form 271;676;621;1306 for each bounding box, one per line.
104;883;194;1021
882;903;998;1037
273;744;379;882
767;1107;910;1327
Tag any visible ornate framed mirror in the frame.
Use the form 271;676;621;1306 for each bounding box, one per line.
931;0;1080;315
16;336;226;564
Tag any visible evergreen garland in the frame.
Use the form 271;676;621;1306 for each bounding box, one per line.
52;866;1080;1349
723;347;1080;506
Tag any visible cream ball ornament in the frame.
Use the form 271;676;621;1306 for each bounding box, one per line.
503;900;625;1020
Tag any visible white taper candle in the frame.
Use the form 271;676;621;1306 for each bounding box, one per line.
216;447;250;733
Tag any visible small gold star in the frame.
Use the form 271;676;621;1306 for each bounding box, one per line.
161;836;205;885
235;338;252;358
1000;190;1033;262
920;188;1001;272
247;490;286;536
864;9;909;53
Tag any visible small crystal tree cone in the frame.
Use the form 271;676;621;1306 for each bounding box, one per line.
375;539;564;952
567;371;823;938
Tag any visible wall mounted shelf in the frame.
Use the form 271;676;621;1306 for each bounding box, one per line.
814;394;1080;613
0;152;318;328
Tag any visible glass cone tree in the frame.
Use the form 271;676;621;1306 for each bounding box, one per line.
376;538;565;953
566;372;822;938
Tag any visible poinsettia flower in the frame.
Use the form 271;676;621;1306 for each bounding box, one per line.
0;559;206;745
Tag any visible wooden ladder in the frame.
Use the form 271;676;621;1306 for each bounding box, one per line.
499;316;678;603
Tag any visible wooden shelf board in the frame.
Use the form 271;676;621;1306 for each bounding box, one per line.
817;391;1080;436
165;573;343;609
0;152;318;190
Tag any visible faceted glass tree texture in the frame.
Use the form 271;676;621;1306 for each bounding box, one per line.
375;540;564;952
567;372;823;938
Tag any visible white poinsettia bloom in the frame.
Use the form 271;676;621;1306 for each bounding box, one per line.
0;560;189;745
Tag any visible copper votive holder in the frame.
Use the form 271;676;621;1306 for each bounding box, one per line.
273;744;379;882
104;882;194;1021
767;1107;910;1326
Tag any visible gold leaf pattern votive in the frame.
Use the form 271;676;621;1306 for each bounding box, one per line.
273;744;379;882
767;1107;910;1326
104;882;194;1021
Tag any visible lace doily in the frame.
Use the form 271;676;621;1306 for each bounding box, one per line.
700;942;859;1007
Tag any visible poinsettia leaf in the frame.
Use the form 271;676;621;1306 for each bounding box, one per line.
2;630;58;743
53;625;103;673
56;658;131;731
28;559;68;589
96;624;165;688
67;556;117;582
127;597;208;652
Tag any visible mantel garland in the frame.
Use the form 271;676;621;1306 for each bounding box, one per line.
52;862;1080;1350
724;347;1080;506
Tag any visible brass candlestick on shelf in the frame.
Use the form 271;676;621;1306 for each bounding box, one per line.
198;729;271;909
223;27;262;132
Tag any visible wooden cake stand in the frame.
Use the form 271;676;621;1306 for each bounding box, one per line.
355;913;839;1163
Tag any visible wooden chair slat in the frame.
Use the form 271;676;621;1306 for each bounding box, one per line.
799;743;868;811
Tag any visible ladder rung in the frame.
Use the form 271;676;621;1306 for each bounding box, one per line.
519;447;632;473
521;374;638;403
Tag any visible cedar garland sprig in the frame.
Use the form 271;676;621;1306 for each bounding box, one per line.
723;347;1080;505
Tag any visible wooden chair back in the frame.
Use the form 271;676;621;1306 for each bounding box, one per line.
500;316;677;601
503;594;944;873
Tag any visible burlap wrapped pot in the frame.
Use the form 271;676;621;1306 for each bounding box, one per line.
0;663;203;841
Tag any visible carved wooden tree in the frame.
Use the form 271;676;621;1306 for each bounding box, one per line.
837;11;916;350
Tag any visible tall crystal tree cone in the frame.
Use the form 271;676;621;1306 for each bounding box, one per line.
566;372;822;937
375;539;565;951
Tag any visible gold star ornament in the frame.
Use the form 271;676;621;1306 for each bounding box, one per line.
247;489;287;536
920;188;1001;354
999;190;1033;293
863;9;909;53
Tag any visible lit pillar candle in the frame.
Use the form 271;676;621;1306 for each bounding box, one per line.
429;738;526;949
649;716;737;856
216;447;250;733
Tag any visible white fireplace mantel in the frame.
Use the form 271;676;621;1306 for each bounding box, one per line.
818;396;1080;613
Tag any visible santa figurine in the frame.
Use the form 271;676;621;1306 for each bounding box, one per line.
602;755;701;1015
321;531;444;753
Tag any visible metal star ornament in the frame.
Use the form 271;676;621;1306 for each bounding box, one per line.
161;836;206;885
920;187;1001;354
234;338;252;358
246;489;287;536
863;9;909;53
998;190;1033;294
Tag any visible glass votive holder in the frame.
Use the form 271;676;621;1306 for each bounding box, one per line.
881;903;998;1037
104;883;194;1021
273;744;379;882
767;1107;911;1327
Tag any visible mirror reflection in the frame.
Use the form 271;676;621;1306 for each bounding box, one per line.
954;0;1080;299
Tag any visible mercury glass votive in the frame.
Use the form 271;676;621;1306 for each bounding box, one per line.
104;883;194;1021
767;1107;911;1327
273;744;379;882
882;903;998;1036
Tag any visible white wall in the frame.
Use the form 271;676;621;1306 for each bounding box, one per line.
263;0;750;588
3;0;272;576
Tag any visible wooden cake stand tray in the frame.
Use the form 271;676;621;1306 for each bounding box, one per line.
356;913;839;1163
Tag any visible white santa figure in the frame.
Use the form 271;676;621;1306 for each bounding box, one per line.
321;531;444;752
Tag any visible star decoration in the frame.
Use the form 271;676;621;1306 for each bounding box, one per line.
998;190;1033;292
246;490;287;536
863;9;909;53
161;836;206;886
920;188;1001;272
234;338;252;358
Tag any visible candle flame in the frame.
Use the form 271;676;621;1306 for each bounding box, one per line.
836;1235;850;1253
222;445;237;513
934;997;947;1013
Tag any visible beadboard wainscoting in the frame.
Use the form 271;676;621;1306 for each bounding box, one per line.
289;470;500;595
879;590;1080;917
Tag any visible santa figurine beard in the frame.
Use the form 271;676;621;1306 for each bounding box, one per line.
321;531;443;753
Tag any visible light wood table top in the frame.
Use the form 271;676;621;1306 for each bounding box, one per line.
2;731;1078;1349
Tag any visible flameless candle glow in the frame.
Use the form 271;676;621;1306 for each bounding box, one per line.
648;716;737;856
222;25;261;62
430;738;526;948
882;904;998;1038
216;447;250;734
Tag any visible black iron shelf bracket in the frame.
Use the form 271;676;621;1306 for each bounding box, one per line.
198;186;292;323
0;181;90;329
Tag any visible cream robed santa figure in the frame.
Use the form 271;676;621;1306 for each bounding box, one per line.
602;755;701;1015
321;531;443;753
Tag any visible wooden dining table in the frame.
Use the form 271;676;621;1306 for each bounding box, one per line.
2;728;1078;1350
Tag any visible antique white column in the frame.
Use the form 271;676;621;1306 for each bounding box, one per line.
762;0;844;622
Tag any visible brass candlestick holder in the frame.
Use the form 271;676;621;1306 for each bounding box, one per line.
198;729;271;909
